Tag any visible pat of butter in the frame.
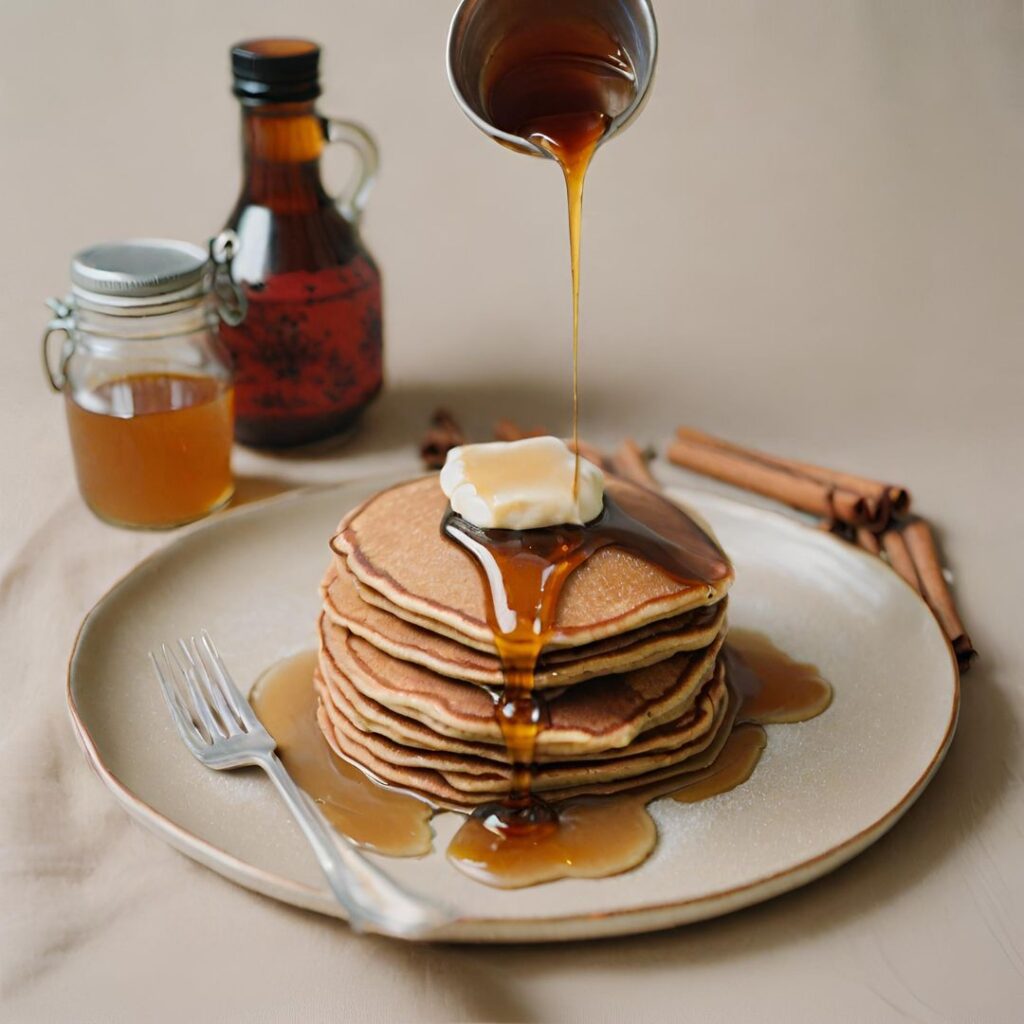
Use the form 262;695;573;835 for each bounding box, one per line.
440;436;604;530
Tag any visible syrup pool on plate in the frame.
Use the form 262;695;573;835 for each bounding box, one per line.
250;631;831;889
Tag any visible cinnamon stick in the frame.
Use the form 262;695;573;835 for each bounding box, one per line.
902;519;976;668
569;438;612;472
493;422;616;478
609;439;660;491
672;426;909;528
493;418;547;442
667;435;872;526
880;527;920;589
854;527;881;556
876;522;976;670
814;519;860;541
419;408;465;470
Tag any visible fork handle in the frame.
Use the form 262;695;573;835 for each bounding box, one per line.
255;752;448;938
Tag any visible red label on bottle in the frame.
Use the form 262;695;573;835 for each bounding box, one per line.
221;255;383;429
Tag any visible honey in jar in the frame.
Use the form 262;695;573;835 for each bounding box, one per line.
43;237;242;528
64;374;234;528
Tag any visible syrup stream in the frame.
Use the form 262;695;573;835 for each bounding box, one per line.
481;21;637;495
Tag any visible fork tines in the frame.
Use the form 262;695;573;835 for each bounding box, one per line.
150;632;258;747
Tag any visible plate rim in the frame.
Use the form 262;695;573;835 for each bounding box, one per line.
66;476;961;942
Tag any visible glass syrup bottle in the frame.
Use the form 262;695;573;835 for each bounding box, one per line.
222;38;383;448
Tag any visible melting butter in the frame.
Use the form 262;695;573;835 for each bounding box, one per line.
440;436;604;530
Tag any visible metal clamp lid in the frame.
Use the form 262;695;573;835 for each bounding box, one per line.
42;232;247;391
62;234;247;319
70;238;211;307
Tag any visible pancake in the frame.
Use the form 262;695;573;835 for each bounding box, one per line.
322;563;727;686
319;662;728;787
331;475;733;649
319;616;726;755
315;665;738;810
321;655;729;770
318;640;723;763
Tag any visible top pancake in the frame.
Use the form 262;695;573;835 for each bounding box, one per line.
331;475;733;649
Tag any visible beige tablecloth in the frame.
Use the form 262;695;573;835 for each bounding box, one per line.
2;2;1022;1021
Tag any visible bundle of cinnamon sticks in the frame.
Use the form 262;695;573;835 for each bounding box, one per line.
418;411;975;672
666;426;975;672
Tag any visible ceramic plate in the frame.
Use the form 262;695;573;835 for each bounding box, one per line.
67;474;959;943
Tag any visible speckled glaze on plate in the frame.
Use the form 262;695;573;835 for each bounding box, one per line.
67;474;959;943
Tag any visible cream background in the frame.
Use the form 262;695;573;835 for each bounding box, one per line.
1;1;1022;1021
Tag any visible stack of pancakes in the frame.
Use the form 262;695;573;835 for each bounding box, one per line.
315;476;735;810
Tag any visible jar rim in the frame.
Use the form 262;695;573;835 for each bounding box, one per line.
61;302;217;348
69;287;212;317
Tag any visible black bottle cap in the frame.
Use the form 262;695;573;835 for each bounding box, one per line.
231;38;321;103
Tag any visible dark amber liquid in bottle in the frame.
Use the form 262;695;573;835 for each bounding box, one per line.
221;96;383;448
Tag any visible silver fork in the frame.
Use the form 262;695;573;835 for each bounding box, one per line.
150;631;453;939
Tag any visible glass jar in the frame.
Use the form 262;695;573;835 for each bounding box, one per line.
43;236;244;529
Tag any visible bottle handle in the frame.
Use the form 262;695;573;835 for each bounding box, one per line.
41;298;74;392
322;117;379;226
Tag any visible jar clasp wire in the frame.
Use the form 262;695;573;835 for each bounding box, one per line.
42;296;74;392
209;230;247;327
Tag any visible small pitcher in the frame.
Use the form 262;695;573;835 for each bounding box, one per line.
447;0;658;158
